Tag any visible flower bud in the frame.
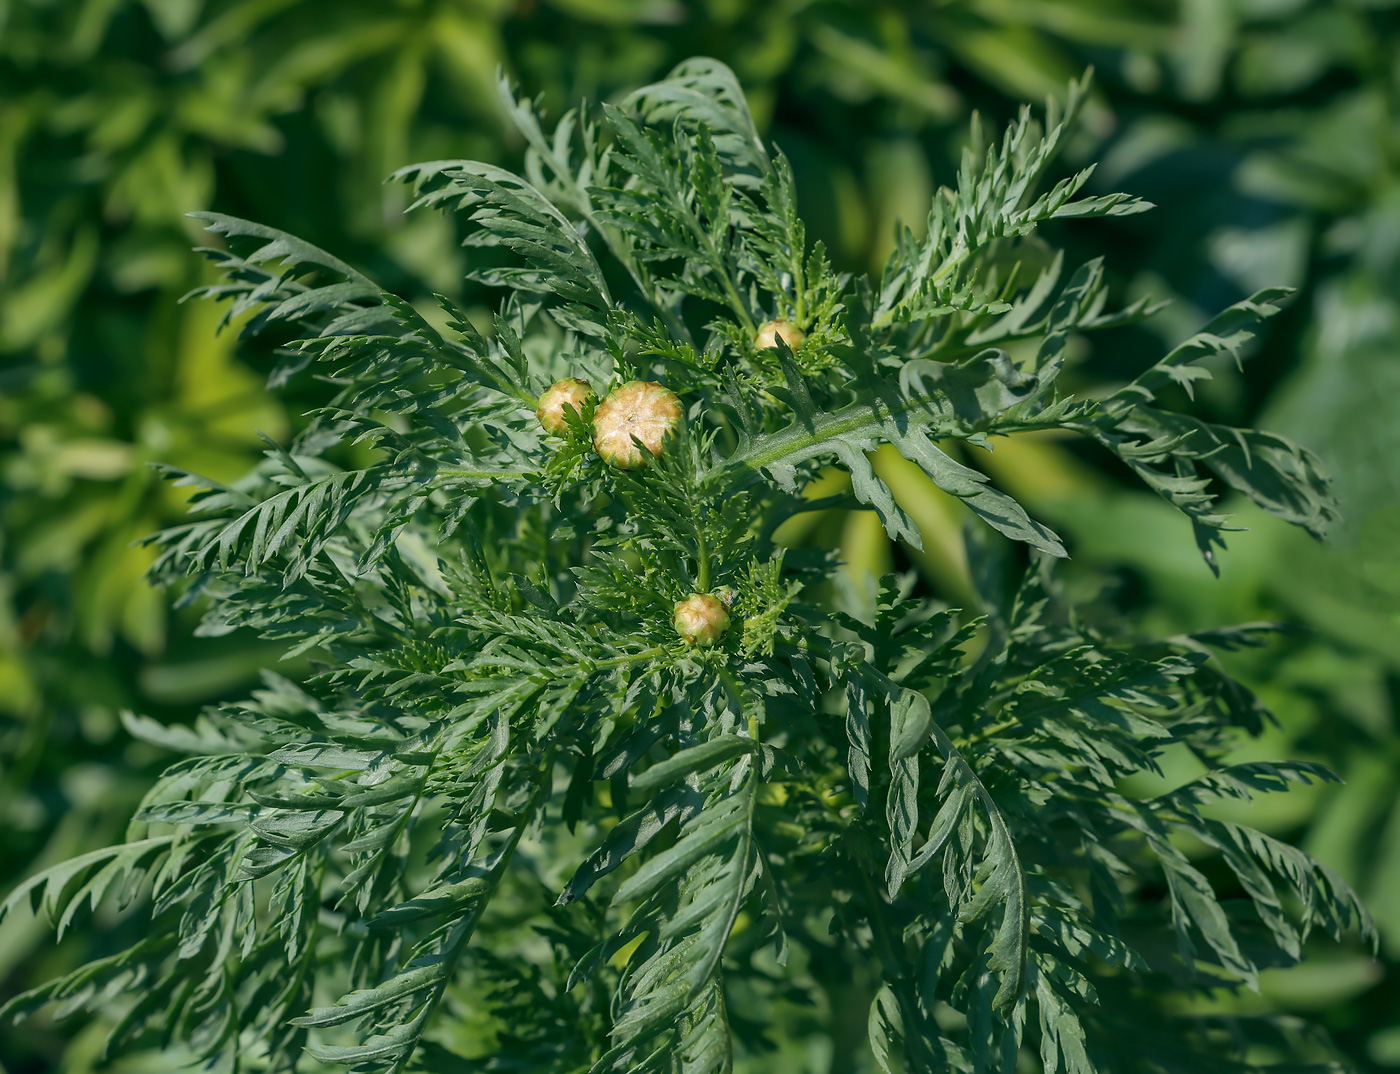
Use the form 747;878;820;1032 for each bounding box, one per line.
591;380;682;470
673;593;731;647
754;319;805;352
536;378;595;436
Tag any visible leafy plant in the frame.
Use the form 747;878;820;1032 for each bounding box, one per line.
1;60;1375;1073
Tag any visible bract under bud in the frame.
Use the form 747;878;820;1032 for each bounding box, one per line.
754;319;806;352
673;593;731;647
536;378;594;436
591;380;682;469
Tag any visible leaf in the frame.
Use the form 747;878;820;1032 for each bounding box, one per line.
625;57;769;176
368;873;493;930
1117;803;1258;985
612;790;749;907
558;784;704;906
890;681;934;761
190;212;378;290
186;213;394;341
885;689;926;896
120;710;250;755
868;988;904;1074
1105;288;1295;415
715;349;1066;555
1158;761;1338;809
268;744;384;770
308;1022;423;1066
872;671;1027;1011
1119;409;1340;540
630;736;755;796
292;963;445;1028
0;839;174;931
598;763;757;1071
1035;968;1093;1074
845;673;874;807
873;72;1149;333
395;160;613;314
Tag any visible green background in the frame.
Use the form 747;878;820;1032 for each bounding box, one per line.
2;0;1397;1070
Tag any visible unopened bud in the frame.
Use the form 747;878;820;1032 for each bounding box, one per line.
591;380;682;470
754;319;805;352
673;593;731;647
536;378;595;436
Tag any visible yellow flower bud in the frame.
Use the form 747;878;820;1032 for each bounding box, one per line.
673;593;731;647
536;378;595;436
754;319;805;352
591;380;682;470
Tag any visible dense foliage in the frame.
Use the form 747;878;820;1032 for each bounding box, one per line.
5;3;1400;1072
1;60;1379;1073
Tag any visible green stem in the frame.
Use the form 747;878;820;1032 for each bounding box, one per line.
695;522;710;595
509;383;541;408
960;716;1020;748
793;237;808;328
724;284;756;335
432;467;534;481
588;647;667;671
852;849;903;973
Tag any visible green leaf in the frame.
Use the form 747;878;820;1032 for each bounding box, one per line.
717;350;1066;555
630;736;755;796
1105;288;1295;415
292;963;445;1028
558;784;704;906
369;873;493;929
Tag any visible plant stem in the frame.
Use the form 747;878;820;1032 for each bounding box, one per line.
433;467;535;482
589;647;667;671
695;523;710;594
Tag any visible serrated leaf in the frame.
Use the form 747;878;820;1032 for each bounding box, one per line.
293;963;444;1028
630;736;754;796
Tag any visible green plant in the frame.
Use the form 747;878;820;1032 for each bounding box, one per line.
0;60;1375;1073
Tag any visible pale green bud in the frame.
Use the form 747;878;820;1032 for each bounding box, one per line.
673;593;731;647
536;378;595;436
591;380;682;469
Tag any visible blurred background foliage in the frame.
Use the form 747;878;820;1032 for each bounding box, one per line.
1;0;1398;1070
